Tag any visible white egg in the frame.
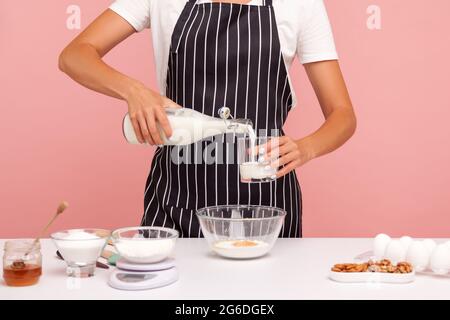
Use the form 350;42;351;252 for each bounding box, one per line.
373;233;391;259
384;240;406;264
399;236;413;251
430;244;450;275
423;239;436;255
405;241;429;271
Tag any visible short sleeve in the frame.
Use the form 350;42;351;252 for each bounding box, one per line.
109;0;151;32
297;0;338;64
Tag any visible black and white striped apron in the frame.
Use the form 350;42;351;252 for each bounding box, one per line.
142;0;302;238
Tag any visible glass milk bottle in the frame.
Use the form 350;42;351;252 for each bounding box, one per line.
122;107;253;146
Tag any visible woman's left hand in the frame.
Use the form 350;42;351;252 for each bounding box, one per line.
265;136;314;178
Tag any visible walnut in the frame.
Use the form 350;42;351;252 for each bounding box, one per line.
331;259;413;274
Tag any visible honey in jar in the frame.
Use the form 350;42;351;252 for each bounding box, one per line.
3;240;42;287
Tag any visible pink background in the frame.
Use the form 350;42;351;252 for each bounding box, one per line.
1;0;449;238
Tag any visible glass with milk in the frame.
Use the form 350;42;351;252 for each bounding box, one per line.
237;136;278;183
123;108;252;146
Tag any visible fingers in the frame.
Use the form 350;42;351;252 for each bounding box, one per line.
137;114;154;145
247;144;263;159
265;136;287;153
144;109;163;145
261;147;279;163
266;147;280;161
158;97;179;138
266;142;295;160
261;139;276;154
127;91;179;145
250;137;282;159
261;136;302;177
132;107;172;145
155;108;173;138
276;161;300;178
130;114;145;144
272;151;298;168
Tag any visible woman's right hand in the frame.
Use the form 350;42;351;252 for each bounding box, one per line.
125;82;181;145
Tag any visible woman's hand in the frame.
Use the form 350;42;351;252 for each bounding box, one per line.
125;82;181;145
265;136;315;178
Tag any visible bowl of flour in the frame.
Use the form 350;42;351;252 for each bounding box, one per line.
111;227;179;264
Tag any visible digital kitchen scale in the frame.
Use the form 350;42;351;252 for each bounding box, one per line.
108;258;178;291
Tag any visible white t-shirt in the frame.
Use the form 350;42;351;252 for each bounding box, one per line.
109;0;338;108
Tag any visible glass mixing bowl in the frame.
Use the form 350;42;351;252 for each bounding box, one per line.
111;227;179;264
196;206;286;259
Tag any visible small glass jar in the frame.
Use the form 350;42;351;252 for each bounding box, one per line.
3;240;42;286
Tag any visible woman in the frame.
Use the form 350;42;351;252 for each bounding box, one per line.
59;0;356;238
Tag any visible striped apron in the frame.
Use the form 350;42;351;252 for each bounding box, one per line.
142;0;302;238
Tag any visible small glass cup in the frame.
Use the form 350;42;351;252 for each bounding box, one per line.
237;136;278;183
3;240;42;287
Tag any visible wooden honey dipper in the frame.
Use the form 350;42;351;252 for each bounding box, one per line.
12;201;69;269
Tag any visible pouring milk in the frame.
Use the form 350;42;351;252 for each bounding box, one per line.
123;108;275;182
123;108;253;146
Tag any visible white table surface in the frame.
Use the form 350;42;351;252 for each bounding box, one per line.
1;238;449;300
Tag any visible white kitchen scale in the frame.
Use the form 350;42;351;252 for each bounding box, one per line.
108;258;178;291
